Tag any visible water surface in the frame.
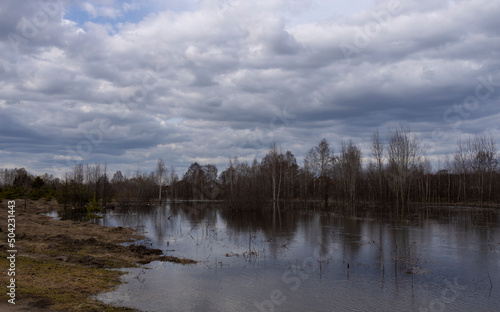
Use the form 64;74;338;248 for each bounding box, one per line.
72;203;500;311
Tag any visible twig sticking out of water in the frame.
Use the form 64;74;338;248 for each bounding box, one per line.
394;244;398;281
347;262;350;280
410;242;414;289
488;272;493;292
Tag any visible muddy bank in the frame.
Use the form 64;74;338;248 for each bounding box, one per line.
0;199;196;311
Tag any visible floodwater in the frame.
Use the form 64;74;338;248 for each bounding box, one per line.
68;203;499;311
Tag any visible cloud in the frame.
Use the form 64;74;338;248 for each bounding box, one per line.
80;2;122;20
0;0;499;175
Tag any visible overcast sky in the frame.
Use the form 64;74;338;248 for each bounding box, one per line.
1;0;499;177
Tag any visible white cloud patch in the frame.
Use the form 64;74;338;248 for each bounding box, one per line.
80;1;122;19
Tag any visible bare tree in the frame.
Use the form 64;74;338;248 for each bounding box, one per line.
301;149;315;203
283;151;298;200
386;126;423;209
156;159;167;202
453;137;472;202
371;130;385;202
311;139;333;205
203;164;218;199
0;169;17;186
102;162;108;208
73;164;85;209
169;166;179;200
85;163;101;202
338;140;362;209
261;143;284;205
61;171;70;210
417;158;432;203
470;133;498;203
219;158;268;210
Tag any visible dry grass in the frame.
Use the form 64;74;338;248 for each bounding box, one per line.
0;199;196;311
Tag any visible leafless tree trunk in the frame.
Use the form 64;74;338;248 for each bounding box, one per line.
267;144;283;204
156;159;167;202
102;162;108;208
169;166;178;200
371;130;385;203
454;138;471;203
470;133;498;204
304;148;316;202
387;126;423;212
73;164;85;209
453;133;498;204
339;140;362;210
203;164;218;199
86;163;101;202
310;139;333;206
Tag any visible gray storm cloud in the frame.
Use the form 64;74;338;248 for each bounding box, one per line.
0;0;499;175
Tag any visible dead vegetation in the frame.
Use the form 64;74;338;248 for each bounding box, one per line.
0;199;197;311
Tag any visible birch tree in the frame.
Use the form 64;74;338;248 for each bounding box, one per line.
386;126;423;208
156;159;167;202
261;144;284;204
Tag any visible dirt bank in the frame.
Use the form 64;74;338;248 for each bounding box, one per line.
0;199;196;311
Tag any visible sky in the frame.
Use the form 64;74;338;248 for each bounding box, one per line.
1;0;500;177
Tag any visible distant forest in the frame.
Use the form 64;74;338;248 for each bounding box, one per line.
1;127;499;212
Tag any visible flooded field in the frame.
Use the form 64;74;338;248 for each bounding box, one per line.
58;203;500;312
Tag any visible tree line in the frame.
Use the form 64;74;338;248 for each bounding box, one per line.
1;126;499;211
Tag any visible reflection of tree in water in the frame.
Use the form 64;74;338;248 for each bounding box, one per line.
219;203;296;236
168;202;216;225
163;202;219;247
164;203;499;272
217;203;302;260
57;201;500;283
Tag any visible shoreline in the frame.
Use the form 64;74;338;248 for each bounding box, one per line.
0;199;196;312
